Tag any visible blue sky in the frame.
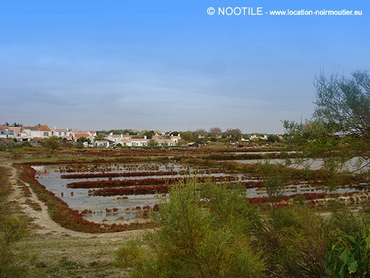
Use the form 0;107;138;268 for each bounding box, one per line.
1;0;369;133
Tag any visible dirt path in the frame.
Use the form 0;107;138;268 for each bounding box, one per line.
2;161;148;276
4;161;144;240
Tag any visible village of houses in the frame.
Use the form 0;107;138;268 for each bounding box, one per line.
0;124;182;148
0;123;276;149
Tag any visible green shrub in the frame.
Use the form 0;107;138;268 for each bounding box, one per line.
0;217;29;277
326;226;370;277
254;204;329;277
75;142;84;149
43;136;61;151
116;180;265;277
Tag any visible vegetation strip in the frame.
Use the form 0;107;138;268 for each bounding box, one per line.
61;170;182;179
66;175;238;188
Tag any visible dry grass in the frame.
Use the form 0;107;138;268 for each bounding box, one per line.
15;233;131;277
1;163;138;277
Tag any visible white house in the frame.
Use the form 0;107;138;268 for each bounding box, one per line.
94;140;111;148
106;133;132;144
70;130;96;143
155;138;176;146
0;126;21;139
22;124;52;139
53;127;72;141
152;133;181;146
250;134;268;141
117;137;148;147
170;134;181;143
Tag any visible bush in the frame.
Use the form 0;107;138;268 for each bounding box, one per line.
326;226;370;277
0;217;29;277
75;142;84;149
43;136;61;151
116;180;265;277
254;204;329;277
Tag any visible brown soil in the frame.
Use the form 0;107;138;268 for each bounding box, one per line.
3;162;146;277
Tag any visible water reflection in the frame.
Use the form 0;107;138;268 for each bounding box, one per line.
235;157;370;172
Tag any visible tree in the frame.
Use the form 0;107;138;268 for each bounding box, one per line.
258;161;286;206
122;129;138;135
94;133;106;141
284;70;370;173
75;142;84;149
76;137;90;144
267;134;281;143
43;136;61;151
180;131;197;142
314;70;370;138
174;139;184;146
142;130;155;139
147;139;157;147
225;128;242;141
194;128;207;137
314;71;370;166
209;127;222;137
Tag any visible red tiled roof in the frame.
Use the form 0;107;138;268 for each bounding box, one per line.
73;134;93;139
23;126;39;131
7;127;21;133
22;124;51;132
38;125;52;131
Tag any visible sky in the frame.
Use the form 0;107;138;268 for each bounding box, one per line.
0;0;369;134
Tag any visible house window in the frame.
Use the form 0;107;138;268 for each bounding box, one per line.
43;132;49;136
